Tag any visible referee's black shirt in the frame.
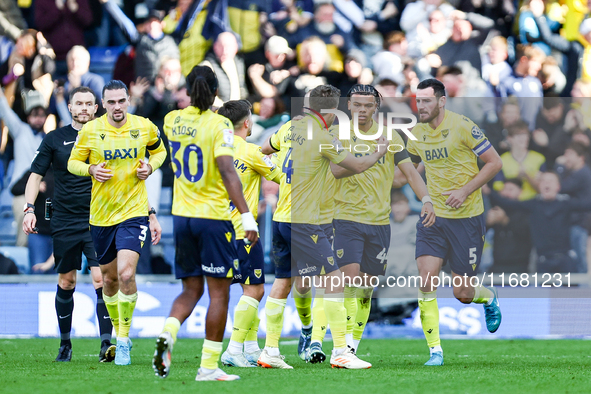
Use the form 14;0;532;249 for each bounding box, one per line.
30;125;91;225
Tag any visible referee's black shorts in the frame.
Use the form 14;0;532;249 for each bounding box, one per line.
51;217;98;274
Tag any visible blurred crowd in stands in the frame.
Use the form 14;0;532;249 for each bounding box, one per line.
0;0;590;278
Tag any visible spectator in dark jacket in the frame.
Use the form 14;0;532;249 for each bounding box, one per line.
101;0;180;82
486;179;532;273
490;172;591;274
555;142;591;273
34;0;93;75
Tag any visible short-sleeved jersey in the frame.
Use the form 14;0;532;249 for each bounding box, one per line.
68;114;166;226
164;107;235;220
334;120;411;225
318;127;338;225
270;116;348;224
230;136;280;239
30;125;92;220
406;110;492;219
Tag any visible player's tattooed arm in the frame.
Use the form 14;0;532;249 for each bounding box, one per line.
217;155;259;246
398;161;436;227
443;146;503;209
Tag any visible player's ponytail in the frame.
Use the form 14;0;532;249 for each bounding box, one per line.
186;65;219;112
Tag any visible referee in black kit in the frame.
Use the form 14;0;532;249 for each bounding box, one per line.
23;86;115;362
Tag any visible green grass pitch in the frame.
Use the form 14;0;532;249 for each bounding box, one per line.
1;338;589;394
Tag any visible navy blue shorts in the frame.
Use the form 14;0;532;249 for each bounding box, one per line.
90;216;149;265
272;221;339;278
173;216;239;280
415;214;486;276
233;240;265;285
320;223;334;245
333;219;390;276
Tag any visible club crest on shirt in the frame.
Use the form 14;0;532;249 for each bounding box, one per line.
130;129;140;139
441;129;449;138
471;126;483;139
174;116;181;124
327;256;335;266
254;269;262;279
336;249;344;258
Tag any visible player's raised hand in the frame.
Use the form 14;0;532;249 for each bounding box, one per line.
421;201;436;227
137;160;153;180
89;162;113;182
149;214;162;245
23;211;38;235
442;188;469;209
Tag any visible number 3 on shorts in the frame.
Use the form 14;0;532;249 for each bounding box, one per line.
139;225;148;241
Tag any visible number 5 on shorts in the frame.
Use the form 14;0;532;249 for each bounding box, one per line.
139;225;148;241
469;247;477;271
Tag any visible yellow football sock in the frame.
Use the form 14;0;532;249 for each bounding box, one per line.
344;285;357;334
264;297;286;348
230;296;259;344
162;317;181;343
200;339;223;370
293;287;312;328
117;291;138;339
418;290;440;348
103;292;119;338
311;289;327;343
472;286;493;304
245;311;260;342
352;286;373;343
323;295;347;349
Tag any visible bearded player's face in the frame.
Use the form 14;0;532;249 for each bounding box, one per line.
69;92;97;125
415;87;443;124
102;89;129;124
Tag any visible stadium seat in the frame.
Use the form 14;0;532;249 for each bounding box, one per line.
159;187;172;215
0;189;13;217
0;246;29;274
159;215;173;239
0;216;16;245
88;46;127;83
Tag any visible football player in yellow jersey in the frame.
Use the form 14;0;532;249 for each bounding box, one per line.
152;66;258;382
68;80;166;366
258;85;387;369
215;100;281;368
405;79;503;366
328;84;435;356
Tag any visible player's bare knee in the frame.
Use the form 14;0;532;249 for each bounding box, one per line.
244;284;264;301
58;272;76;290
453;288;473;304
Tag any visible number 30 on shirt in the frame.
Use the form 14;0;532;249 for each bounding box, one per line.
170;141;204;183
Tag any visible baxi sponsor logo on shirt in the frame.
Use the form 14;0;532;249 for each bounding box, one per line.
104;148;138;160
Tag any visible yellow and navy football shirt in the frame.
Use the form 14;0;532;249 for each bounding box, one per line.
406;110;492;219
230;136;281;239
334;120;411;225
318;126;339;225
68;113;167;226
271;115;348;225
163;107;235;220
